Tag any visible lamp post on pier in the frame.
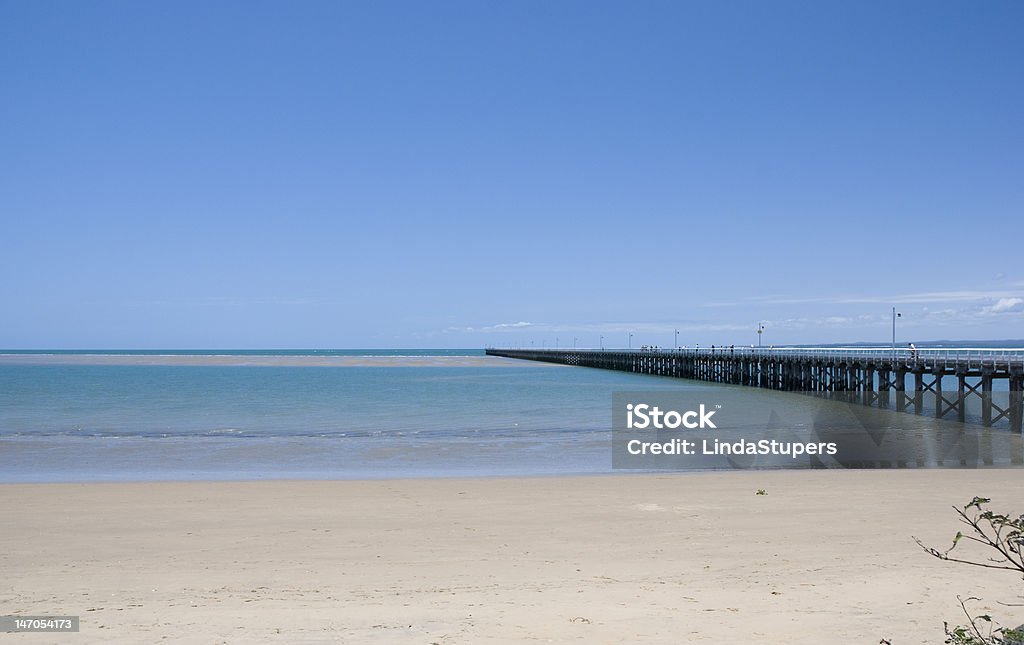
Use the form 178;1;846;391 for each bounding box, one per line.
600;335;604;351
757;322;765;348
628;333;633;350
674;329;679;349
891;307;901;358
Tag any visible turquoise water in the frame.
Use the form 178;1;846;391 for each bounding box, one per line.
0;352;694;482
3;348;1020;482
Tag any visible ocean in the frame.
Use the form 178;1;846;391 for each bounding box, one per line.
0;350;692;482
2;348;1020;482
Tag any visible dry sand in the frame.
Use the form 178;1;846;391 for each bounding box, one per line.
3;470;1023;644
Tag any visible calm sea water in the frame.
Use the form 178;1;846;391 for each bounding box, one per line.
1;348;1020;482
0;350;695;482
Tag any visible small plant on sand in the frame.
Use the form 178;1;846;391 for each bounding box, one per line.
756;489;767;496
914;497;1024;645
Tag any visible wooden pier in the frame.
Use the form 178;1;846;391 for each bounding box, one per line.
486;347;1024;433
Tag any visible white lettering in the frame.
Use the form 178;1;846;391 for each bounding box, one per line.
626;403;719;429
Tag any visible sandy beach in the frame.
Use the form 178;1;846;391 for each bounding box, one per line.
2;470;1023;643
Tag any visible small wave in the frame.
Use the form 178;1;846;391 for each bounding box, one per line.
205;428;245;435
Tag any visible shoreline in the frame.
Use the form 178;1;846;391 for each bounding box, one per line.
2;463;1022;485
4;470;1024;643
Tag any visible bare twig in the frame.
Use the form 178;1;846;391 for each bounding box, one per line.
917;497;1024;645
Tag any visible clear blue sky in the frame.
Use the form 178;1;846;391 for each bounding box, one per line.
3;1;1022;348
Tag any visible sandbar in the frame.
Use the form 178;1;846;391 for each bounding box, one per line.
0;354;549;368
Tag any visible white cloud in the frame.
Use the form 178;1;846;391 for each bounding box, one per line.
446;321;536;333
986;297;1024;314
704;288;1024;308
450;296;1024;341
483;321;532;329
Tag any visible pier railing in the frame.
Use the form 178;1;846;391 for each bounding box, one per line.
612;347;1024;370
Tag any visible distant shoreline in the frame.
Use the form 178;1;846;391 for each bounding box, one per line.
3;339;1021;354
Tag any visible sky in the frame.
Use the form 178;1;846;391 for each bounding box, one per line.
2;0;1022;349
